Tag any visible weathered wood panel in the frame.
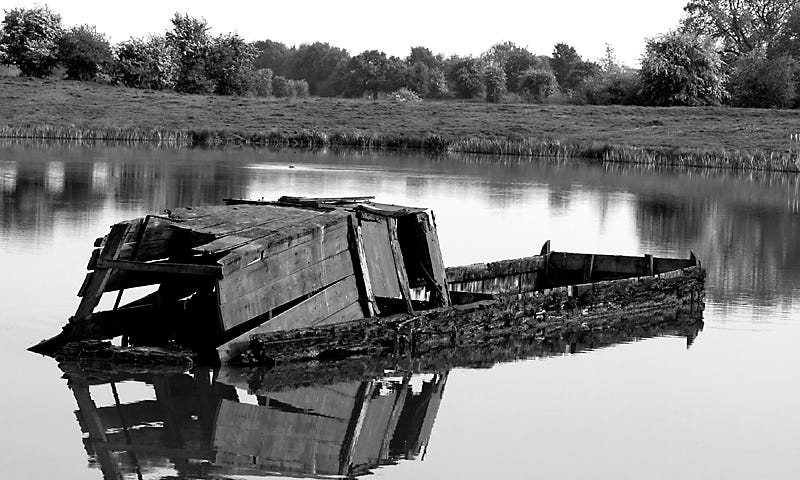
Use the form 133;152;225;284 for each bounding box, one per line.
445;255;546;283
217;276;361;363
313;300;365;328
350;392;398;467
218;221;349;305
217;212;350;274
359;215;401;299
219;249;355;331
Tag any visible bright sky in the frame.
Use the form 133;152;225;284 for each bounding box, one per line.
2;0;689;66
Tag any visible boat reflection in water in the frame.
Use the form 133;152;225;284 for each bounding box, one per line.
60;315;702;480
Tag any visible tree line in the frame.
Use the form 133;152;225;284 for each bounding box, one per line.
3;2;800;108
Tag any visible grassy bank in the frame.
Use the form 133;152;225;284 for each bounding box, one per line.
2;76;800;171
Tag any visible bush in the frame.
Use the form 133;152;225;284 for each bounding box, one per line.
57;25;113;81
111;36;177;90
449;57;485;99
728;52;797;108
251;68;273;97
573;70;640;105
387;87;422;102
0;6;62;77
640;31;726;106
518;68;558;103
483;64;507;102
272;75;309;97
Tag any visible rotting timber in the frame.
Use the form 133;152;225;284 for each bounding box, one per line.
30;196;706;365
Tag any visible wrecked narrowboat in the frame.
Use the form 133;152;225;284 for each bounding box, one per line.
30;196;705;365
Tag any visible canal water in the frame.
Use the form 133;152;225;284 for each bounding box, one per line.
1;142;799;479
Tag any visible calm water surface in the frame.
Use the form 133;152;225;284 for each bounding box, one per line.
1;143;799;480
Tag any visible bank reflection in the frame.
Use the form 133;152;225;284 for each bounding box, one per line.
60;316;702;480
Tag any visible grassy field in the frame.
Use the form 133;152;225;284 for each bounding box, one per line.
2;76;800;170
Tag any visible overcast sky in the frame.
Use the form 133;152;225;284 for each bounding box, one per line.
2;0;689;66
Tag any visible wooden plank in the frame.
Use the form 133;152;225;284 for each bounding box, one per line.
73;221;138;322
387;217;415;314
347;215;378;318
654;257;694;274
313;300;365;328
217;211;351;274
359;214;402;299
96;258;222;277
445;255;545;283
217;276;361;363
218;221;349;304
583;254;595;283
417;212;450;307
219;249;355;331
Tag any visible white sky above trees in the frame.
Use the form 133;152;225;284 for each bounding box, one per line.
2;0;688;67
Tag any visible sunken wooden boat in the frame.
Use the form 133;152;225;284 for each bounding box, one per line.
30;196;705;365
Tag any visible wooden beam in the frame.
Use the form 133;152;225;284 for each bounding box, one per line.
583;254;595;283
348;214;378;318
418;212;450;307
387;217;415;315
73;220;140;324
96;258;222;277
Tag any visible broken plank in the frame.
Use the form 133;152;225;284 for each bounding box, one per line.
73;221;139;322
417;212;450;307
219;249;355;331
348;214;378;317
387;217;415;314
445;255;545;283
217;275;361;363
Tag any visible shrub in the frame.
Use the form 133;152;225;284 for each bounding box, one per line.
272;74;291;97
251;68;273;97
387;87;422;102
518;68;558;103
57;25;113;81
0;6;62;77
290;78;309;97
483;64;507;102
111;36;177;90
573;70;640;105
449;57;485;99
640;31;726;106
728;52;797;108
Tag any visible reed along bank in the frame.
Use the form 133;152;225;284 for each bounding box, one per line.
3;76;800;172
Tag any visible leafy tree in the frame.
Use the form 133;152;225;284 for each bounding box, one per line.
253;39;290;75
206;33;257;95
483;64;507;102
285;42;349;96
448;56;486;99
166;13;214;94
482;41;539;92
518;68;558;102
0;5;62;77
550;42;599;92
769;5;800;58
683;0;799;56
728;51;797;107
57;24;112;81
111;36;177;90
272;75;309;97
640;31;726;106
407;46;440;69
405;60;448;97
334;50;405;98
